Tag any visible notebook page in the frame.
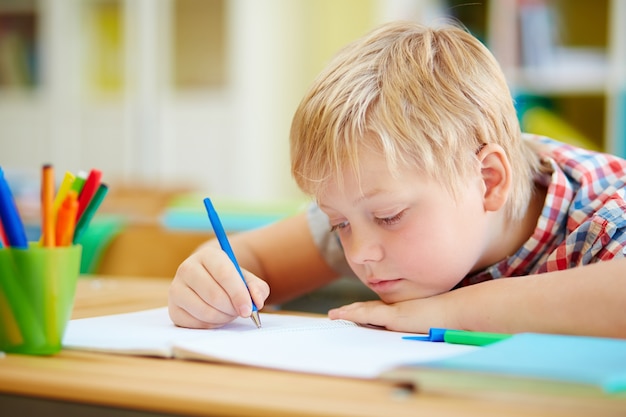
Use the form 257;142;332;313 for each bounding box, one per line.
173;319;478;378
63;307;478;378
64;307;199;356
63;307;361;357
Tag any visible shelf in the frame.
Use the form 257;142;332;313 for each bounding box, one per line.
483;0;625;154
508;46;608;94
0;4;39;90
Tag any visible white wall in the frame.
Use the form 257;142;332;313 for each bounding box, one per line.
0;0;440;202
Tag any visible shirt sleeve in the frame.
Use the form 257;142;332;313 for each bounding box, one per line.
306;203;355;277
540;166;626;269
574;197;626;263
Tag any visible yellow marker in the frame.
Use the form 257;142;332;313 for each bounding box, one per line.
53;171;75;214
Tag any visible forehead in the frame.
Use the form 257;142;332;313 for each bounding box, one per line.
317;146;421;204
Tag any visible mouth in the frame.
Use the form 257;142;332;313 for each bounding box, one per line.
366;278;404;292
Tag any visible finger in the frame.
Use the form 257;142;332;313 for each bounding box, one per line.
168;279;237;328
197;249;261;318
168;302;233;329
242;270;270;310
176;253;239;317
328;300;399;329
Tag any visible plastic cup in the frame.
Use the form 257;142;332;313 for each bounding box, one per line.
0;244;82;355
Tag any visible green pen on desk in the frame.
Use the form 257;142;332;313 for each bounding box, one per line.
443;330;512;346
403;328;512;346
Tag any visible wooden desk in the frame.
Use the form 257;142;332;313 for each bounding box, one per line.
1;276;625;417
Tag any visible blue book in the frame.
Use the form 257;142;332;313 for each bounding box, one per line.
399;333;626;394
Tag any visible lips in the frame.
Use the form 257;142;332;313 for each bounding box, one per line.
367;278;403;292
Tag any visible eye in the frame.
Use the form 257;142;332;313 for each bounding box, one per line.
330;220;349;232
374;210;406;226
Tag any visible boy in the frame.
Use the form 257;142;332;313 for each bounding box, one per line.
168;21;626;337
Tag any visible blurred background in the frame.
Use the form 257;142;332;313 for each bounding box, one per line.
0;0;625;288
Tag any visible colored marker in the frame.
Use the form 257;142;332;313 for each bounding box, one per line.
443;329;512;346
70;171;87;196
76;169;102;221
0;166;28;248
0;220;7;247
55;190;78;247
403;328;512;346
73;183;108;244
53;171;75;214
203;197;261;329
41;164;56;247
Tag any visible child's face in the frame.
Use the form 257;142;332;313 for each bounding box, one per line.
317;147;490;304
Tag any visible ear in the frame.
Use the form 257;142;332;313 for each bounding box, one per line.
477;144;511;212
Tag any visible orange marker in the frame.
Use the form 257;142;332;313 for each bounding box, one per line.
55;191;78;247
41;164;56;247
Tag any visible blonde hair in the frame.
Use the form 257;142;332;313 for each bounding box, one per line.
290;21;540;221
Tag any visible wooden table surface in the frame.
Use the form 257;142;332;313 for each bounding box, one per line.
1;275;625;417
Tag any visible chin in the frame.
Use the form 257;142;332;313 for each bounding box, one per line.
376;292;413;304
377;288;446;304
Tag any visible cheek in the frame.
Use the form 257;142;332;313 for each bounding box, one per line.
395;211;485;291
402;243;466;289
375;222;456;282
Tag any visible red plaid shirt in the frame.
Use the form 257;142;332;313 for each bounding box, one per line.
460;135;626;286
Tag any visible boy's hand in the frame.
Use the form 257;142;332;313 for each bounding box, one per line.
328;296;453;334
168;246;270;329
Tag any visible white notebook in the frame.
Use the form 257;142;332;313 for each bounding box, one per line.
63;307;478;379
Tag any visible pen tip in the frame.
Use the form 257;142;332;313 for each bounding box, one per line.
251;311;262;329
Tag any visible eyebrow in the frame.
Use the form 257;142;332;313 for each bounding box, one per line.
318;187;387;210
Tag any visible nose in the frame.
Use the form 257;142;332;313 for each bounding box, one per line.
343;227;384;265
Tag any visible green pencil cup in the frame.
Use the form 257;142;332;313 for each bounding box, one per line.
0;244;82;355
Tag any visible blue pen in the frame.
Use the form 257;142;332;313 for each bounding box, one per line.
204;197;262;328
0;167;28;248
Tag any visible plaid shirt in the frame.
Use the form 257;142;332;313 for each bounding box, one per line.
460;135;626;286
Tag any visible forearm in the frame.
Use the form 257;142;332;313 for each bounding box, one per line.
328;258;626;337
453;258;626;337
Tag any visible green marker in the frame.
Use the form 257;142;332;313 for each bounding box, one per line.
70;171;87;196
443;329;512;346
73;183;108;244
403;328;512;346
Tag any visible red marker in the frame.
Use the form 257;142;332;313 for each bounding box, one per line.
76;169;102;221
0;220;8;247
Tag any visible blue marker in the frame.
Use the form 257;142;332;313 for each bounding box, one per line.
0;167;28;248
204;197;261;328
